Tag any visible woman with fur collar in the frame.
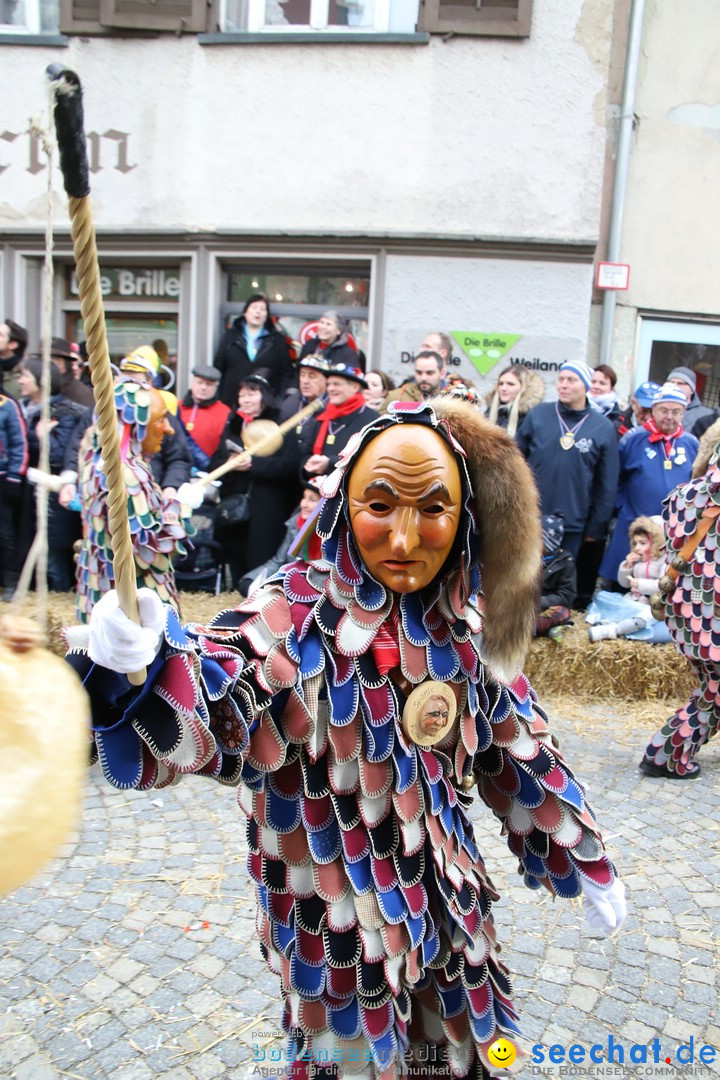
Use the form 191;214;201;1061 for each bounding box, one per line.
66;399;625;1080
485;365;544;438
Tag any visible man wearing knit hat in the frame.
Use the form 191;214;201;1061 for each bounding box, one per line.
667;366;714;435
516;361;619;565
598;382;698;583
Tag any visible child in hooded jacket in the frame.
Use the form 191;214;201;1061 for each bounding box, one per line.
588;516;671;642
535;513;576;641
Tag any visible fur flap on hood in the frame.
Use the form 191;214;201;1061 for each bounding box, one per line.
693;417;720;478
431;396;542;682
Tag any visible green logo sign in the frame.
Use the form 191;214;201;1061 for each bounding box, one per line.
451;332;522;375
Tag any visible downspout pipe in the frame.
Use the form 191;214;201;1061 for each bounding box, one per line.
597;0;647;368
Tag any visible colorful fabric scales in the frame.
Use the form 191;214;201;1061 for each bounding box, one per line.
75;382;194;623
643;457;720;775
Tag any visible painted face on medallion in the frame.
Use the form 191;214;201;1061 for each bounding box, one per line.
347;425;462;593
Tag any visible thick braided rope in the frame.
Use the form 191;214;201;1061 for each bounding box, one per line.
68;195;145;684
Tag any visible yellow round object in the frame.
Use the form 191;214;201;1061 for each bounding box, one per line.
0;641;89;896
241;418;284;456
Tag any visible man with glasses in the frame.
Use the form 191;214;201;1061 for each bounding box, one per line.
598;382;699;584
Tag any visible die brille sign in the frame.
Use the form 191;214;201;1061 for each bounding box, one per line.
67;266;181;301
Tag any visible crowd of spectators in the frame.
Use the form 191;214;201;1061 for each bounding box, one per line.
2;301;718;638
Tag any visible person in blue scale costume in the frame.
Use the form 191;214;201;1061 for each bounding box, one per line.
65;398;625;1080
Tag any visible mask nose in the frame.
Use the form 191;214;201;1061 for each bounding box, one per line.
389;507;420;558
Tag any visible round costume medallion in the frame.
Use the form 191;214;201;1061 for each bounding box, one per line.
401;681;457;747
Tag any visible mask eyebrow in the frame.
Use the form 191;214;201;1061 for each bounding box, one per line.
363;479;398;499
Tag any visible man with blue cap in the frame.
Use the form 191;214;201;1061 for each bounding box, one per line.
516;361;619;563
599;382;699;583
616;380;661;438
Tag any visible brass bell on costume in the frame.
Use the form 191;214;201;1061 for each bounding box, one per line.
649;592;667;621
658;573;676;594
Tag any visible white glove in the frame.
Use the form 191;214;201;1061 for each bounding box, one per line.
177;481;205;511
88;589;166;674
581;876;627;936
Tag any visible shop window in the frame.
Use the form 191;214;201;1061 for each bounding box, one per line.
60;0;209;34
224;263;370;356
419;0;531;37
1;0;60;33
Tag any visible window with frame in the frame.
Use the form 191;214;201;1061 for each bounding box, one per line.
1;0;59;33
222;0;423;32
419;0;531;37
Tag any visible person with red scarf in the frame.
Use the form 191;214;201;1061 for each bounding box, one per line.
598;382;699;583
299;362;378;481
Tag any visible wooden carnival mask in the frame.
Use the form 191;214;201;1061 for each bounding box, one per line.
346;424;462;593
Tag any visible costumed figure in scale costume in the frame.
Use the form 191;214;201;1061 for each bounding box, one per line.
75;379;195;623
66;400;625;1078
641;420;720;779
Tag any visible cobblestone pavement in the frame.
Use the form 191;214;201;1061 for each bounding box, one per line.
1;699;719;1080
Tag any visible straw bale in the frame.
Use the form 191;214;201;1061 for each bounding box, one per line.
24;595;698;705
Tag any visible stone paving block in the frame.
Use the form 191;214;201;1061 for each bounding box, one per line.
83;972;123;1001
107;957;146;984
12;1053;59;1080
574;965;608;990
34;923;72;946
187;1050;227;1078
188;957;227;985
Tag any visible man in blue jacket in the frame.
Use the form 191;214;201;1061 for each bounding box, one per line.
516;361;620;564
598;382;698;584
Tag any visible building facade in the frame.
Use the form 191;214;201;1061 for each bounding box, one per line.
3;0;620;398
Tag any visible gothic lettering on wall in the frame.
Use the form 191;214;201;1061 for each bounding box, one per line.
0;129;136;175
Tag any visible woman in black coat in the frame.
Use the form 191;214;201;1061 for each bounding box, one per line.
211;368;300;590
215;295;294;408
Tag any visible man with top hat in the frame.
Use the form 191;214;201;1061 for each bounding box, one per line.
599;382;698;584
278;353;329;424
65;395;626;1079
50;337;94;408
299;362;378;480
178;365;231;470
516;361;619;562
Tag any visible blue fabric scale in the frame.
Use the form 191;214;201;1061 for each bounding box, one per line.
327;676;359;726
266;787;302;833
290;952;326;1000
391;741;417;794
307;821;342;863
363;717;394;762
328;998;361;1039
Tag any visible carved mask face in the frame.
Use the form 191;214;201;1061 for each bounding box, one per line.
347;424;462;593
141;389;174;456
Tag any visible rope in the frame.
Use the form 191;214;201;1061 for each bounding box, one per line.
68;196;144;684
47;66;145;685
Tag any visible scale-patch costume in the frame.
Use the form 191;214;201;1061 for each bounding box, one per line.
68;401;617;1079
643;438;720;776
75;381;194;623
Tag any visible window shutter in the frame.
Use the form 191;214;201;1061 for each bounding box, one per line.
60;0;107;33
99;0;209;31
419;0;532;37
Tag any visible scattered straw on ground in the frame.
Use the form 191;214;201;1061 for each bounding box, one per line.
18;595;697;706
